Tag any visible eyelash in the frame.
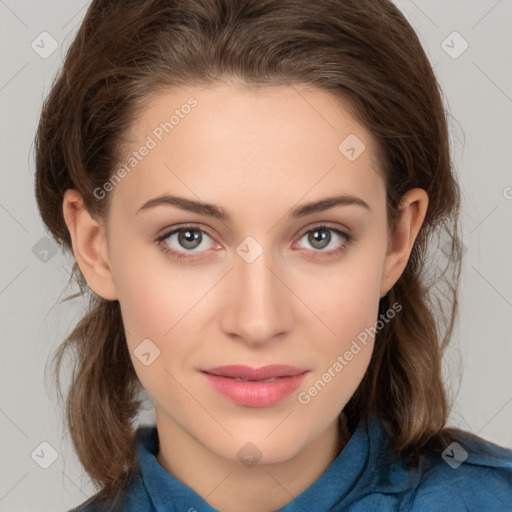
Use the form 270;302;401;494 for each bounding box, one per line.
155;223;354;262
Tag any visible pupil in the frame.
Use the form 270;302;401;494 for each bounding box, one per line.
310;229;330;249
179;230;201;249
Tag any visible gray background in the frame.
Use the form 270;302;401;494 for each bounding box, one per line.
0;1;511;510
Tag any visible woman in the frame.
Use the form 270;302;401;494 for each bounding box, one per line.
34;0;512;510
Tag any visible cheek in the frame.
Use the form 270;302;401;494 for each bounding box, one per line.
116;273;173;340
108;231;185;336
297;243;384;405
110;247;206;379
115;272;195;411
297;268;380;414
309;251;383;340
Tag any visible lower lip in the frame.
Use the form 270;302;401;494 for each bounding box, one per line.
202;371;308;407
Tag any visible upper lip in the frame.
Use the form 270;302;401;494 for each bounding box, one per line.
201;365;308;380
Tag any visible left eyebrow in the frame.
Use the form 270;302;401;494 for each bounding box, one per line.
289;194;370;218
136;193;370;220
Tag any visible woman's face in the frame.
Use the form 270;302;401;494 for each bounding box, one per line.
83;82;411;464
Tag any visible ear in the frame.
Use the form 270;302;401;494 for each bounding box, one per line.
62;189;118;300
380;188;429;297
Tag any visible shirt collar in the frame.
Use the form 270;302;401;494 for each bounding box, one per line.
135;415;420;511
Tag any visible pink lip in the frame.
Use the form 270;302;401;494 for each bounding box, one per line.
201;365;309;407
202;364;308;380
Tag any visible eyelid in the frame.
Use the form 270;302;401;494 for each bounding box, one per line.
156;222;353;260
156;224;219;249
156;221;351;241
156;223;214;240
295;221;351;238
291;223;353;257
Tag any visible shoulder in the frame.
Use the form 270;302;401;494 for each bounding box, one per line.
68;494;123;512
67;476;153;512
68;427;160;512
408;432;512;511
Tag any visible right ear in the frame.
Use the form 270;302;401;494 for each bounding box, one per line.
62;189;118;301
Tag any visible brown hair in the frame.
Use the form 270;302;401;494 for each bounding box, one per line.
34;0;481;505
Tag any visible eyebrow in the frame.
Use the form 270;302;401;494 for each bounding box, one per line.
137;193;370;220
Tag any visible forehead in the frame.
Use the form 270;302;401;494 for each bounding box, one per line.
109;82;385;218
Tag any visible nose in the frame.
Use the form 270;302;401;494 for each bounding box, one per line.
220;245;294;346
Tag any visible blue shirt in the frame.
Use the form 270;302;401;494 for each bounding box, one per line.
72;415;512;511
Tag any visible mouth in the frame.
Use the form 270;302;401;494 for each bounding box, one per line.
200;365;309;407
200;364;309;380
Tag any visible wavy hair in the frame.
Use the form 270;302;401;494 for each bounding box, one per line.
34;0;478;505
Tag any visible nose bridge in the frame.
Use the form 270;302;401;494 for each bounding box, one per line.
222;238;292;344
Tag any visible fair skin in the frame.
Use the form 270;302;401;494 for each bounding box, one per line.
62;82;428;512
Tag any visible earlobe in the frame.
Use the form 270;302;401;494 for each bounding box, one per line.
62;189;118;301
380;188;429;297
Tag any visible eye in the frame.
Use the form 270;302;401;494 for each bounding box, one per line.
156;223;354;262
156;225;218;261
293;224;353;259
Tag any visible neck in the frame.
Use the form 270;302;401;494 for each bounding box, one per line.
155;410;351;512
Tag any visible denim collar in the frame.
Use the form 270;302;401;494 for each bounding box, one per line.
134;415;422;512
